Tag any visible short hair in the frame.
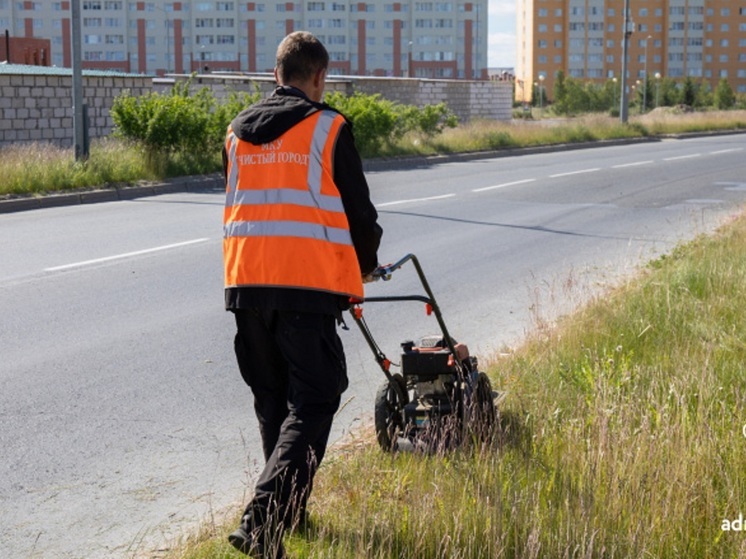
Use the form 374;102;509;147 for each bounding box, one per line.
275;31;329;84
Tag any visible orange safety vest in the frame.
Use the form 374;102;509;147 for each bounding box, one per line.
223;109;364;299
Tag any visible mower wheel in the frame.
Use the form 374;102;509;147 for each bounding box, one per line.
374;374;408;452
465;372;497;441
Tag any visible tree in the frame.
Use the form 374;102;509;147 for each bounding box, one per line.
694;80;713;108
658;77;679;107
714;78;736;110
679;76;696;106
553;70;568;114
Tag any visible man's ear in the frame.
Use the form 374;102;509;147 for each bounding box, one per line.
273;68;279;84
314;68;327;88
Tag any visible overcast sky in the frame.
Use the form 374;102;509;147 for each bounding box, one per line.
488;0;517;68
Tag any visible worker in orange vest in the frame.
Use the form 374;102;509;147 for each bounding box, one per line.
223;31;382;558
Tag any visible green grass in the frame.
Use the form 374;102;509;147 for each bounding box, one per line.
160;210;746;557
0;138;221;198
3;110;746;198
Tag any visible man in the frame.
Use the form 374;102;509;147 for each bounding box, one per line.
222;31;382;558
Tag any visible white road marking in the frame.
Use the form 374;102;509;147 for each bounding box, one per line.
549;168;600;178
710;148;743;155
472;178;536;192
45;238;210;272
376;193;456;207
612;160;654;168
663;153;701;161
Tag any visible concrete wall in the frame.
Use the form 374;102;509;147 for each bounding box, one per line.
0;66;510;149
0;66;151;148
163;73;513;123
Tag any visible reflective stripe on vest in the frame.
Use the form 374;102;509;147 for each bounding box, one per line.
223;109;363;298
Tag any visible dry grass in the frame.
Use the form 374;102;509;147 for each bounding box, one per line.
2;111;745;198
636;108;746;135
0;138;221;198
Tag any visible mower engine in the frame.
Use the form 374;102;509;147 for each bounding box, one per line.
400;336;476;431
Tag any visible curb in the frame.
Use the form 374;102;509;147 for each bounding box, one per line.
362;135;660;172
2;129;745;214
0;174;224;214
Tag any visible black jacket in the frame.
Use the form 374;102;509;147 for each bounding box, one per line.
223;86;383;316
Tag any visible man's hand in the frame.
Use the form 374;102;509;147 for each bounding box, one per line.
362;273;377;284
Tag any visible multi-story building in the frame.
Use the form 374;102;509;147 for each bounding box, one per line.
516;0;746;103
0;1;488;79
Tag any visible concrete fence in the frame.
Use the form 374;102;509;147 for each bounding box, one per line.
0;64;151;148
165;73;513;123
0;64;511;149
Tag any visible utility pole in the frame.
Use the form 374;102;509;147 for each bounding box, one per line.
71;0;88;160
642;35;651;114
620;0;633;124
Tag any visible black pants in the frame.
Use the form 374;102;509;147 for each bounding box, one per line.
233;308;348;528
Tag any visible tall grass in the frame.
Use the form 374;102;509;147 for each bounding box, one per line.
0;138;222;198
164;213;746;558
2;111;745;197
638;108;746;135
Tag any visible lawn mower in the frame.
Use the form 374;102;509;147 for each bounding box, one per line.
349;254;503;452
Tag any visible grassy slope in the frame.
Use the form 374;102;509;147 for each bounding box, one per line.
166;193;746;557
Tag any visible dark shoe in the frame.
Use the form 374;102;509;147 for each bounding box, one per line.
228;516;286;559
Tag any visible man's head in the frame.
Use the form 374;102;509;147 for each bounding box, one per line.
274;31;329;102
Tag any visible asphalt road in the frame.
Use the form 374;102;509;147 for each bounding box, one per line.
1;134;745;558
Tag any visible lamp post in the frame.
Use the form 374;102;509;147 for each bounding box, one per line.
538;74;545;110
620;0;633;123
408;41;413;78
612;76;617;111
635;79;641;110
642;35;651;113
655;71;661;107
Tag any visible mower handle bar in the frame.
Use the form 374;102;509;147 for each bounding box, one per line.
353;253;466;377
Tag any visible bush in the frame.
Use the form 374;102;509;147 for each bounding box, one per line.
714;78;736;110
325;90;457;157
110;79;260;171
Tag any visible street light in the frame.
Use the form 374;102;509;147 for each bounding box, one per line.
636;79;641;109
642;35;651;113
538;74;545;109
408;41;413;78
620;0;634;123
612;76;618;111
655;71;661;107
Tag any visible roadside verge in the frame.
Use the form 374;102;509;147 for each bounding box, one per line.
2;129;743;214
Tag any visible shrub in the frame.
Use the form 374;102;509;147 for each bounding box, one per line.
110;79;260;171
714;78;736;110
325;90;457;157
325;91;399;157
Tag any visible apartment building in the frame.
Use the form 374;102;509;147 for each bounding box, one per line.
516;0;746;103
0;1;487;79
